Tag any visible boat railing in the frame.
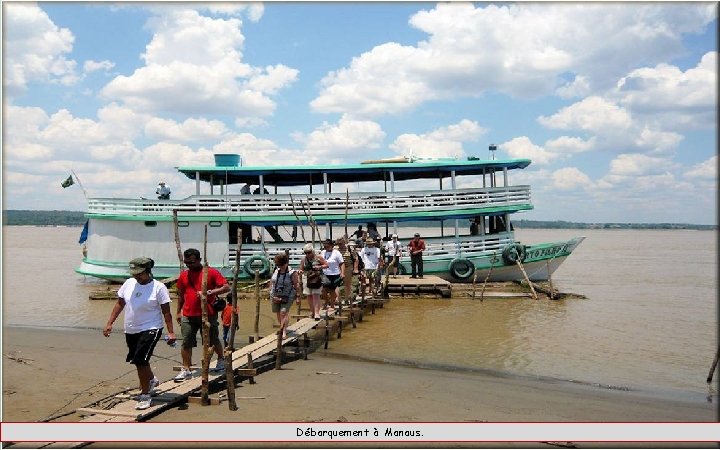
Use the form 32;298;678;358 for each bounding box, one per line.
224;233;516;269
86;186;531;218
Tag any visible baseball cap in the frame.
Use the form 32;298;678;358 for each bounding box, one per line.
128;257;154;275
414;232;420;237
391;234;398;238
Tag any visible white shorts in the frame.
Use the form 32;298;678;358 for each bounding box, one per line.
302;275;322;296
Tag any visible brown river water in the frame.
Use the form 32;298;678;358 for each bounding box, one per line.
2;226;716;401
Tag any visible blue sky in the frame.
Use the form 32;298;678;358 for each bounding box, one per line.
3;2;717;224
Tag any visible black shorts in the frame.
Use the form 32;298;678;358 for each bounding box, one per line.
125;328;163;367
324;274;342;289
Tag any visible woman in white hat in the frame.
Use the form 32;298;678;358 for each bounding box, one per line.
297;244;328;320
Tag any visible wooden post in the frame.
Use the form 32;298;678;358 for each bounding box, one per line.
516;259;538;300
199;225;211;406
253;269;261;341
246;353;255;384
546;260;556;300
275;329;283;369
224;229;242;411
707;347;720;383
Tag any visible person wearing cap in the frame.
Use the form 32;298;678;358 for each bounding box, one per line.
156;181;171;200
408;232;426;278
321;239;344;309
103;257;176;410
174;248;231;382
297;243;328;320
361;237;383;295
384;234;403;278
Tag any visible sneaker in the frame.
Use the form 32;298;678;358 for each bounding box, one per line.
135;394;152;410
173;368;193;382
149;377;160;396
212;359;225;372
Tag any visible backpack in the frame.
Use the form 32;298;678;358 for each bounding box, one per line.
353;250;365;271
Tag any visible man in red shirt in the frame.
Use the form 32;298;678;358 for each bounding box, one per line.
174;248;230;382
408;232;426;279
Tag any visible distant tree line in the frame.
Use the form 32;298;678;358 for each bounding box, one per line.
513;219;716;230
3;210;86;226
1;210;715;230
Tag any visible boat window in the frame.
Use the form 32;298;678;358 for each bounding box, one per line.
209;221;222;227
177;221;189;227
144;221;157;227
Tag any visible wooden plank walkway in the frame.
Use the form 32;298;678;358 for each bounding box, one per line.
385;275;452;297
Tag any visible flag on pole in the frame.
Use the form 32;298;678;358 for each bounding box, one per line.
61;175;74;188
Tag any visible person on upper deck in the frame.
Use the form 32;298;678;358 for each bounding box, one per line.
408;232;426;279
156;181;171;200
240;184;251;195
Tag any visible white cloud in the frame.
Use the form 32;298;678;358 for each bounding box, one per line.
3;3;78;95
633;126;682;153
311;3;716;116
501;136;558;165
684;156;717;180
544;136;596;154
615;51;717;130
538;96;632;132
390;120;485;159
551;167;593;190
607;153;676;177
298;115;386;160
100;9;298;120
145;117;228;142
556;75;591;99
83;60;115;73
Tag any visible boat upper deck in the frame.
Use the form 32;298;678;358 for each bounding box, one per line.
86;186;532;223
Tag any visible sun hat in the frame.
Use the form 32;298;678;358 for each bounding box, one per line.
128;257;154;275
303;243;314;252
365;237;375;244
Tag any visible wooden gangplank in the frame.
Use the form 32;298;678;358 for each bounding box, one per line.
385;274;452;298
9;306;373;448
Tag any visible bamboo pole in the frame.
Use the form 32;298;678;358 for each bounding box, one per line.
199;225;211;405
344;188;349;238
172;210;184;273
515;259;538;300
224;229;242;411
253;269;261;341
479;252;497;301
288;193;307;242
707;347;720;384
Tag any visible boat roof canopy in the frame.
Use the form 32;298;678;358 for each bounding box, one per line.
176;158;532;186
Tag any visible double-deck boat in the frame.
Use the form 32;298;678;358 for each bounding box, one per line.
76;152;584;283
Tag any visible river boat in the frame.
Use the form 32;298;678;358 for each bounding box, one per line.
76;152;584;283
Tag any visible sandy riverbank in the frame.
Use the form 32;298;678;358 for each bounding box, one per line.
2;326;717;447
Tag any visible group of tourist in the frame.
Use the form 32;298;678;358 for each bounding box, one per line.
103;230;426;412
103;248;231;411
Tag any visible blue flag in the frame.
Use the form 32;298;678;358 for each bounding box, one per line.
79;220;89;244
